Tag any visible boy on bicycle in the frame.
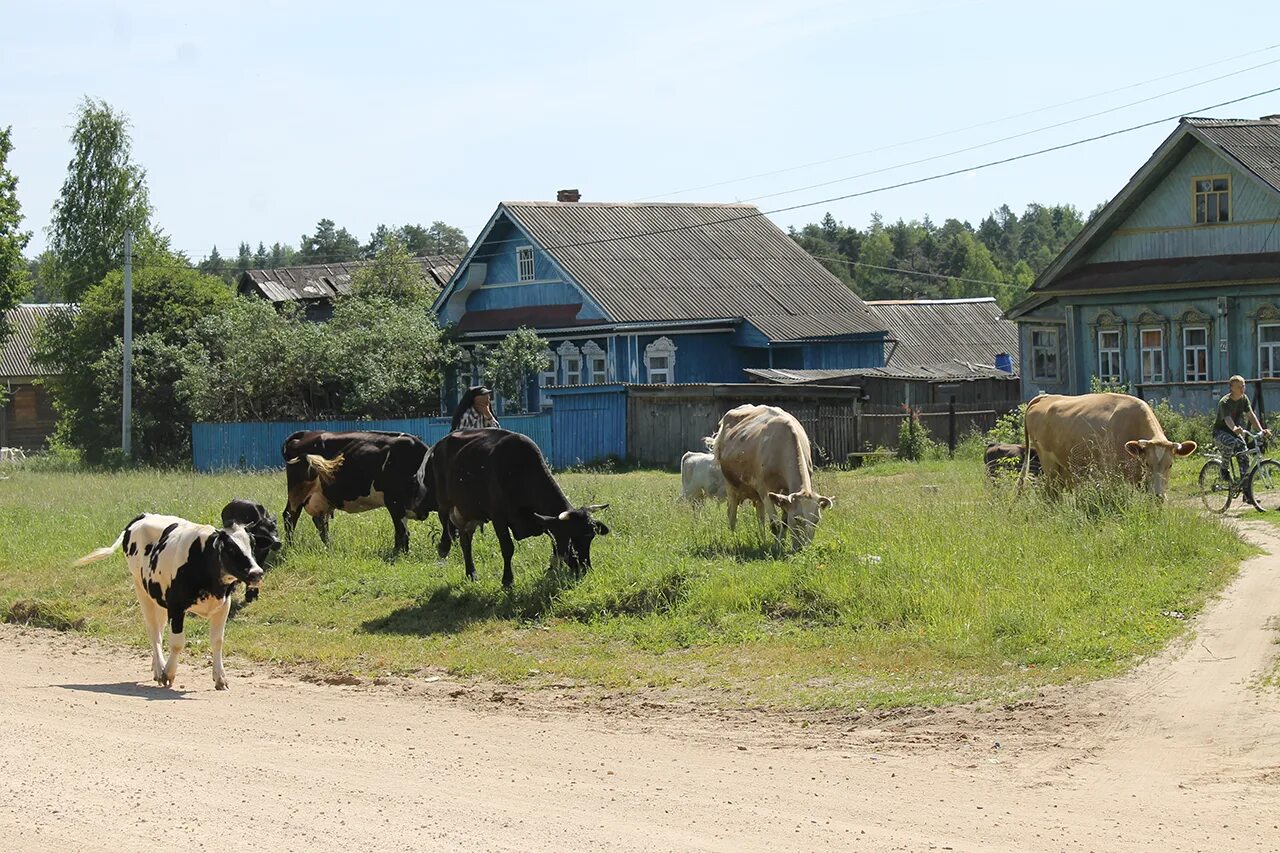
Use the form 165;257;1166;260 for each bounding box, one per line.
1214;374;1272;509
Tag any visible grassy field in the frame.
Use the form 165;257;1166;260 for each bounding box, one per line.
0;457;1251;709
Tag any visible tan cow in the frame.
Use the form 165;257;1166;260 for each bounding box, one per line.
1019;392;1197;498
711;404;833;549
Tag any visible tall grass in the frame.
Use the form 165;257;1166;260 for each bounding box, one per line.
0;461;1248;708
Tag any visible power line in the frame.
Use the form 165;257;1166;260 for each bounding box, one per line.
528;85;1280;255
640;41;1280;201
742;56;1280;204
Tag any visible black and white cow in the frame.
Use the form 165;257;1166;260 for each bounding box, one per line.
430;428;609;587
281;430;437;553
75;514;264;690
220;499;282;602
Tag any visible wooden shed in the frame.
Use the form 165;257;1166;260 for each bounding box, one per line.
1;304;68;451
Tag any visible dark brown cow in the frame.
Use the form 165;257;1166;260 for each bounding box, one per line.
984;443;1040;479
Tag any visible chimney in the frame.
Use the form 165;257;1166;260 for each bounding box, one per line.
556;188;581;203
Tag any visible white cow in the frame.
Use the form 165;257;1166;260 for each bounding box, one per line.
711;404;834;549
680;450;726;503
76;514;263;690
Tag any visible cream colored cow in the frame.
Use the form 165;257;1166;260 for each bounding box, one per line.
711;404;833;549
1020;392;1197;498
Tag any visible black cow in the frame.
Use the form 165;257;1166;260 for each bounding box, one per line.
985;442;1041;479
430;429;609;587
221;499;282;602
281;430;436;553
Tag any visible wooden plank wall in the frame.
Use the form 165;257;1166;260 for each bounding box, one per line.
626;385;864;468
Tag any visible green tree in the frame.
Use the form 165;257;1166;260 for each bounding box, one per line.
33;236;231;463
298;218;361;263
0;126;32;347
483;327;549;413
178;298;332;421
350;233;432;304
48;98;152;300
197;245;226;280
325;297;455;417
253;242;268;269
407;221;469;256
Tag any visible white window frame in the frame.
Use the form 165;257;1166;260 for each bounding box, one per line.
1030;327;1059;383
1259;323;1280;379
1183;326;1209;382
1097;328;1122;383
644;336;678;384
582;340;607;385
1139;327;1165;384
538;351;558;409
557;340;581;386
516;246;535;282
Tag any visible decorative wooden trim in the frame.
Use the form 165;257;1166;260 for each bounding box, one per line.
1089;309;1126;329
1249;303;1280;322
1177;307;1214;326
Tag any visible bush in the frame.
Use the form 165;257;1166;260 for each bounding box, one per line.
1149;399;1213;449
987;403;1027;445
896;409;938;461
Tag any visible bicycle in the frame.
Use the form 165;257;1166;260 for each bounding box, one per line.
1197;430;1280;513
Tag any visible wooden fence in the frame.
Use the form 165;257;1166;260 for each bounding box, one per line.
858;400;1021;453
627;384;864;468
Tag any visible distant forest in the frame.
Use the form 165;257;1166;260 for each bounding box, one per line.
788;201;1103;308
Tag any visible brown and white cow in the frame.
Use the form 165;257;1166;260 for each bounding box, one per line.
711;404;833;549
1019;392;1197;498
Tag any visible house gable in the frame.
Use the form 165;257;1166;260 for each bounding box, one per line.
435;207;609;330
1087;142;1280;264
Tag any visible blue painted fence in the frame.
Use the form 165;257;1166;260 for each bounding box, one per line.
192;413;554;472
546;384;628;469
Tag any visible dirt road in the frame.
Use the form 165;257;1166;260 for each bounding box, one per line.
4;524;1280;851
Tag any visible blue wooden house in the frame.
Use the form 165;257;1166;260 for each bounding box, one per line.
432;197;888;410
1009;116;1280;411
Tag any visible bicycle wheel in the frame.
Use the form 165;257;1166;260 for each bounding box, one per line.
1249;459;1280;512
1198;460;1233;513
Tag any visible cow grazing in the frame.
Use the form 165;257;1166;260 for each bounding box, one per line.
710;404;834;549
984;443;1041;479
281;430;436;553
430;428;609;587
75;514;263;690
220;499;281;602
1020;392;1197;498
680;450;726;502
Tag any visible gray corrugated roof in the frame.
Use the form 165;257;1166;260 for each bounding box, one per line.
500;202;884;341
867;297;1018;369
240;255;461;303
746;363;1015;383
2;304;75;378
1186;117;1280;194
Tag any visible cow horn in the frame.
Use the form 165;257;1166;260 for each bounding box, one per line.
581;503;610;513
558;510;572;521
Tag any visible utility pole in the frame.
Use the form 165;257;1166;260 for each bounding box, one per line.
122;229;133;459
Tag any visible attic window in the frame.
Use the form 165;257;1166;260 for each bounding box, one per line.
1193;175;1230;224
517;246;535;282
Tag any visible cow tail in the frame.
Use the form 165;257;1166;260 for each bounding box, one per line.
1016;404;1033;497
306;453;344;485
74;528;127;566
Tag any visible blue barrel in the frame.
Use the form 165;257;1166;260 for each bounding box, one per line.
994;352;1014;373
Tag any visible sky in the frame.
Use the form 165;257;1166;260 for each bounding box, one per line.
4;0;1280;262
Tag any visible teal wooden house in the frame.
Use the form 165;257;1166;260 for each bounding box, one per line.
432;195;888;410
1009;116;1280;411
